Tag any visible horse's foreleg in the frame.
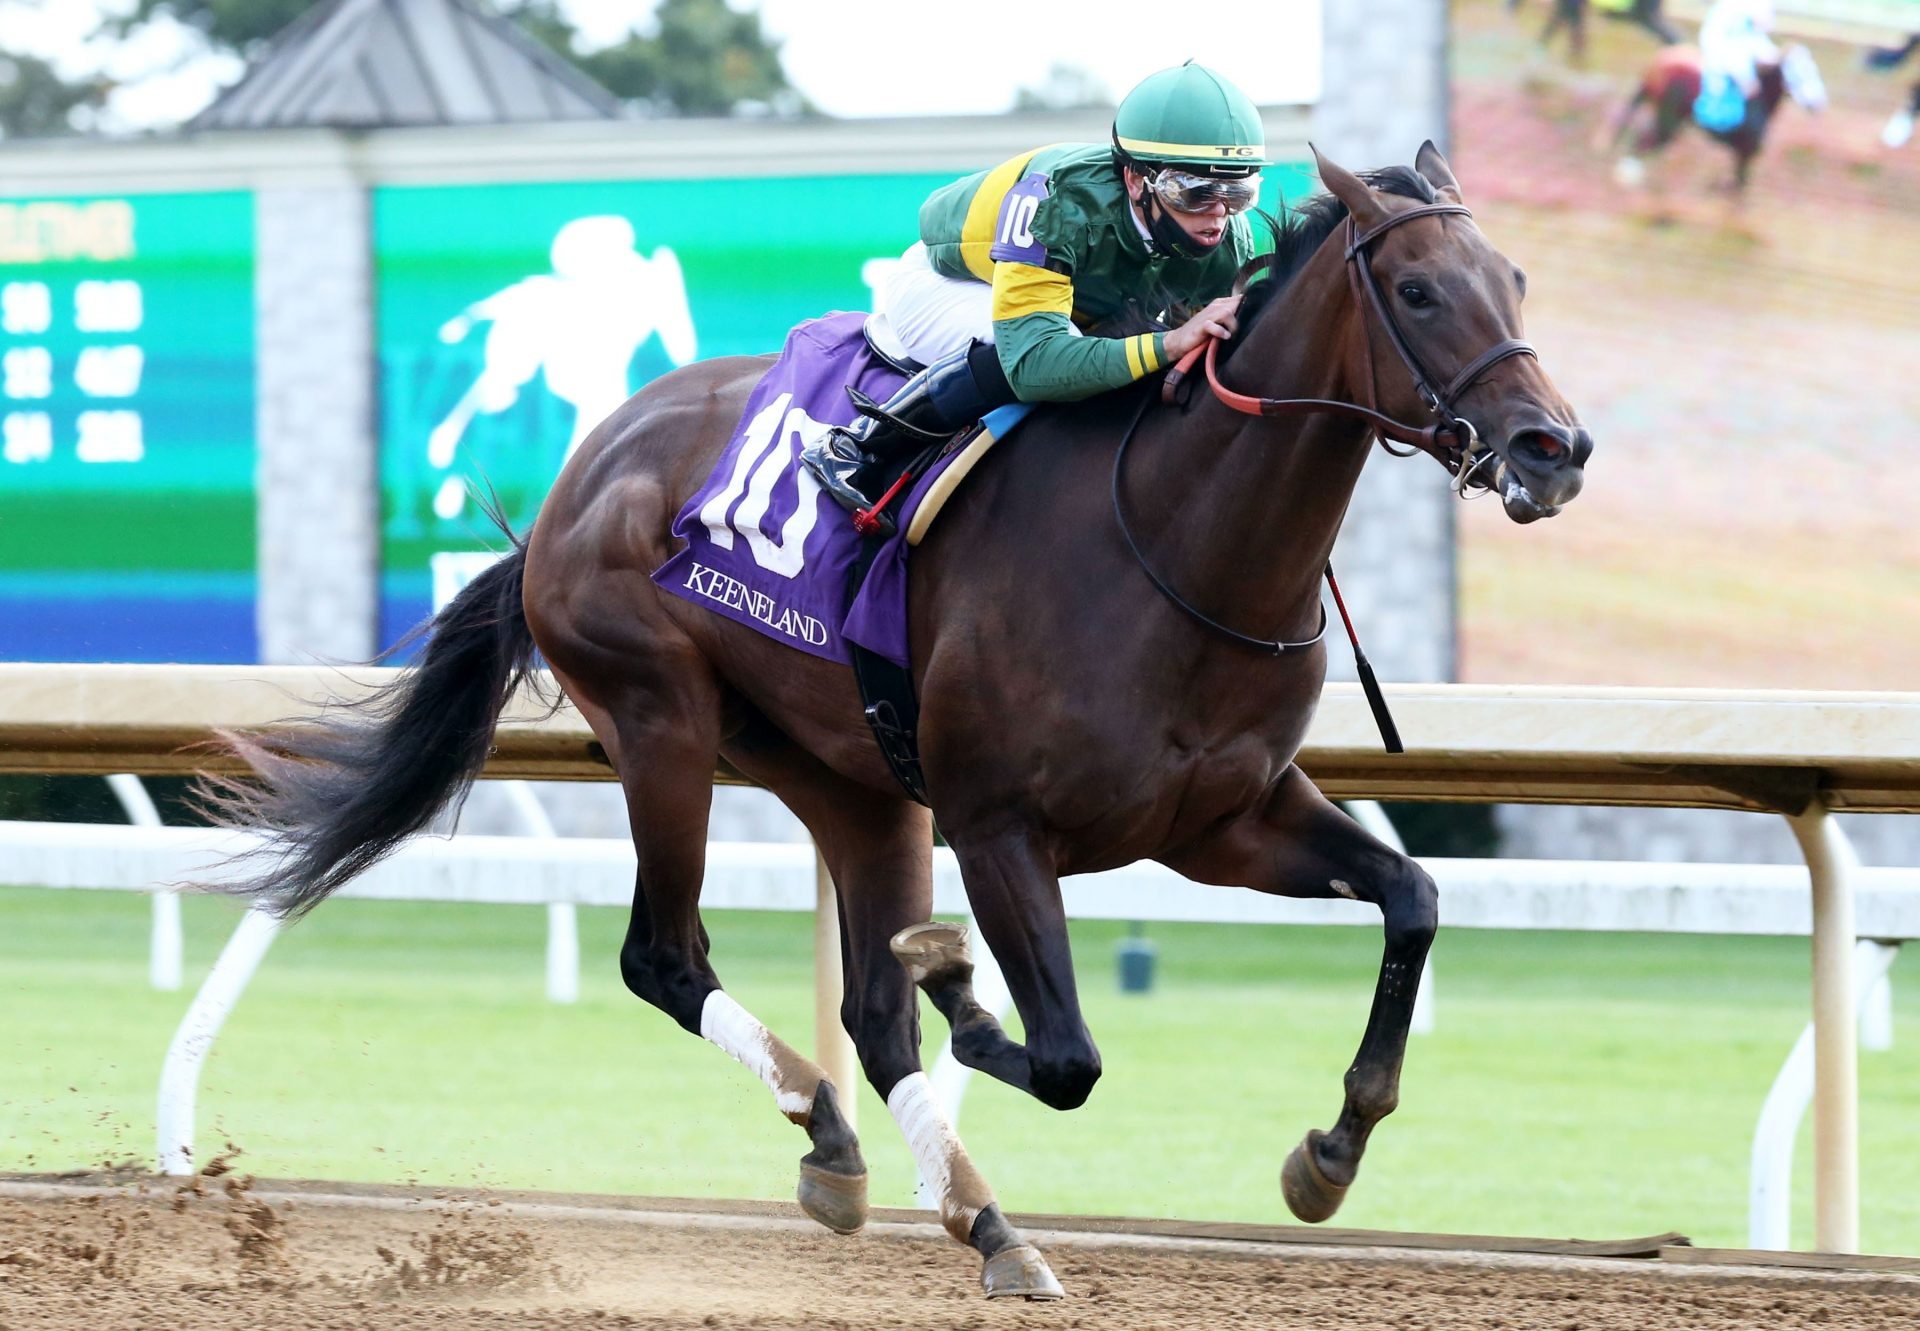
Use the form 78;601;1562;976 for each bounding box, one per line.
943;830;1101;1112
889;920;1034;1095
1606;87;1649;152
1162;764;1437;1224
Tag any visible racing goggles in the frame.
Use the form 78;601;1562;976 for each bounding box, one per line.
1144;168;1262;215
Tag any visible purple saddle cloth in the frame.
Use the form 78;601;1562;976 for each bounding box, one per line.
651;311;980;669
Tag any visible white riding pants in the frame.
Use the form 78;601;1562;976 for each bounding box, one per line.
865;242;1082;369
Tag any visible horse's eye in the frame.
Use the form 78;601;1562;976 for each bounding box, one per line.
1399;284;1431;308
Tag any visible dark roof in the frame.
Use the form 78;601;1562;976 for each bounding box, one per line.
189;0;624;131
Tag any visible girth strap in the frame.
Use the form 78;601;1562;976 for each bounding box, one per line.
847;535;930;805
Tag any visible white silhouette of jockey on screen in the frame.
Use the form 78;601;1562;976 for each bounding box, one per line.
428;215;698;519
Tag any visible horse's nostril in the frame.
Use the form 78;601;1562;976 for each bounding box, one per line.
1514;430;1566;465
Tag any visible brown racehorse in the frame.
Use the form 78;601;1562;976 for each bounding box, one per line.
1611;44;1814;189
200;144;1590;1300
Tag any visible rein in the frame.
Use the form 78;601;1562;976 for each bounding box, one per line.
1161;203;1537;482
1112;200;1536;750
1110;389;1329;657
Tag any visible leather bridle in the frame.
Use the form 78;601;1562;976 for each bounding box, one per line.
1162;202;1537;482
1113;199;1540;684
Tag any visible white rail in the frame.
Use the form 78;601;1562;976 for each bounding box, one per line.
101;772;583;1005
15;820;1920;932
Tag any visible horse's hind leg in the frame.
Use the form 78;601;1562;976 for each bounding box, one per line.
1162;765;1437;1225
580;670;868;1234
728;738;1063;1299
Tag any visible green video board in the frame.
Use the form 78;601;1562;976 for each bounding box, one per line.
0;191;256;662
374;166;1313;644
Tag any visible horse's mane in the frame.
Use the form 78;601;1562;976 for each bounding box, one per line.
1229;165;1439;350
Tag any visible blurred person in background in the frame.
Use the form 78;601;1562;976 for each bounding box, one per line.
1695;0;1780;131
1866;32;1919;148
1508;0;1679;64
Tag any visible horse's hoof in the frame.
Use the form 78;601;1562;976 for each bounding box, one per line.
981;1244;1064;1300
797;1161;868;1235
890;920;972;986
1280;1130;1349;1224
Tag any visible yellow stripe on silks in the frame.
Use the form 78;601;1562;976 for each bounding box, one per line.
959;150;1041;281
1114;135;1265;164
1122;333;1163;378
990;261;1073;322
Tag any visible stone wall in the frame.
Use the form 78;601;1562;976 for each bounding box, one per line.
254;184;379;666
1317;0;1457;685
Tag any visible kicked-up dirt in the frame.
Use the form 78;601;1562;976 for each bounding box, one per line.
2;1174;1917;1330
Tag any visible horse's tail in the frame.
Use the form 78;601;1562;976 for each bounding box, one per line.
197;531;541;921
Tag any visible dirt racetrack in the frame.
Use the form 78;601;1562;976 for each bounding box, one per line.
3;1175;1917;1330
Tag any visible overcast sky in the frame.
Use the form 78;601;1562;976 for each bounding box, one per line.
0;0;1321;130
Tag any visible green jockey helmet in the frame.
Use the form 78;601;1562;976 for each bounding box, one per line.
1112;61;1270;178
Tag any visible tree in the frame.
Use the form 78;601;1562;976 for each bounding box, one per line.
100;0;318;58
114;0;808;119
0;50;108;140
1012;63;1112;113
501;0;807;116
1;0;806;139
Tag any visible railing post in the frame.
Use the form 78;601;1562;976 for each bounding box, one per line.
814;845;856;1127
500;781;579;1004
1786;803;1860;1253
157;907;281;1175
1747;938;1898;1249
1860;970;1893;1053
545;901;580;1005
106;773;182;992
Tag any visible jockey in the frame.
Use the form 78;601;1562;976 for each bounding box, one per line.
801;60;1269;525
1698;0;1780;102
1867;32;1919;147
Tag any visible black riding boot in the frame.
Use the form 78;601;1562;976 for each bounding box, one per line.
801;342;1015;532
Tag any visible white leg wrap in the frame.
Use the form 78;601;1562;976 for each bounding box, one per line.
888;1071;993;1242
700;989;814;1118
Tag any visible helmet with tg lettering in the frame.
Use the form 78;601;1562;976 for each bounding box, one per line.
1112;62;1269;253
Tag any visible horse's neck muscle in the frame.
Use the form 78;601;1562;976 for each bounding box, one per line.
1132;237;1377;642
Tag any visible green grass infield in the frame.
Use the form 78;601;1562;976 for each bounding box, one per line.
6;885;1920;1253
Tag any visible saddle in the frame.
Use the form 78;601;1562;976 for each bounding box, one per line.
852;316;1029;547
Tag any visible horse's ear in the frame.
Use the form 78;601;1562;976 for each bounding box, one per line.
1414;139;1464;203
1310;144;1388;229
